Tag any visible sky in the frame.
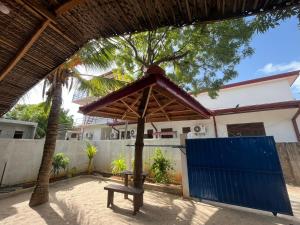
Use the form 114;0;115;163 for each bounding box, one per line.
20;16;300;121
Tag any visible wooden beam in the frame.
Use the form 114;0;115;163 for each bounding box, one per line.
15;0;77;45
49;24;77;45
96;110;136;119
0;20;50;82
167;109;193;114
20;0;57;23
185;0;192;22
121;97;140;119
152;93;170;121
55;0;86;15
141;86;152;118
169;114;200;120
121;100;140;118
146;99;176;118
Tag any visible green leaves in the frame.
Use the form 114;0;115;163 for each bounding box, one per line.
52;152;70;176
150;148;173;184
111;155;127;175
105;18;257;96
85;142;97;160
85;142;98;174
75;73;126;97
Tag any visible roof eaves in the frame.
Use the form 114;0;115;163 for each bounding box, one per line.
213;100;300;116
196;70;300;95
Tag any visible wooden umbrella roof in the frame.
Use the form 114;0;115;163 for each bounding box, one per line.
79;66;212;122
0;0;299;116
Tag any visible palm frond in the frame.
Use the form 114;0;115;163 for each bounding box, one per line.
74;72;126;97
74;39;118;71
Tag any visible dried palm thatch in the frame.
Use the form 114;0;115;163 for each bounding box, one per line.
0;0;298;116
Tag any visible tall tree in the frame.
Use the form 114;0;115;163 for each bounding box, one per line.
5;103;73;139
29;39;124;207
106;6;300;97
107;18;255;97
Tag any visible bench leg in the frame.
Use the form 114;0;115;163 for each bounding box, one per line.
140;193;143;207
107;190;114;208
133;194;140;214
124;175;129;199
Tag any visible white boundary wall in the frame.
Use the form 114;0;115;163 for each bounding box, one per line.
0;139;182;186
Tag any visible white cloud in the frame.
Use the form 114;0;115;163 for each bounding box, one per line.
258;61;300;74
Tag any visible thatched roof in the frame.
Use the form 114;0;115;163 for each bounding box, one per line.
0;0;299;116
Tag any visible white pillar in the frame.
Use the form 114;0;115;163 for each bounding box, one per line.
180;135;190;198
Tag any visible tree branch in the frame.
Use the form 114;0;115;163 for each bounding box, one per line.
154;51;189;65
121;35;145;65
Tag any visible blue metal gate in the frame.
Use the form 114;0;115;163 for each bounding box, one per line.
186;136;293;215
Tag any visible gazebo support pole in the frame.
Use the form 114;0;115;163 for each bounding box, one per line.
133;87;151;212
133;117;145;189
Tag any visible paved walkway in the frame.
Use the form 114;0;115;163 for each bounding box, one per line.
0;177;299;225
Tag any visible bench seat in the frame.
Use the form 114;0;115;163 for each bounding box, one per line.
104;184;144;214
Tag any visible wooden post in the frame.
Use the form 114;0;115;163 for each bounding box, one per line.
213;115;218;138
133;86;151;212
133;117;145;189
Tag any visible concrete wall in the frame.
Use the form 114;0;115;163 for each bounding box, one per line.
0;139;89;186
0;139;181;186
91;138;182;182
1;138;299;187
196;79;294;109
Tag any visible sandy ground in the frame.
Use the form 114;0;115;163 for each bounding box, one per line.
0;177;299;225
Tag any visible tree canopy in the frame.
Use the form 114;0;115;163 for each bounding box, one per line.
5;103;74;139
96;6;300;97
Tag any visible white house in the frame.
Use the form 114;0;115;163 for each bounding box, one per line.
0;118;37;139
71;70;300;143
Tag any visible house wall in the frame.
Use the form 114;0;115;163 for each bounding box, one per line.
103;109;298;143
114;119;215;140
196;79;294;109
0;123;36;139
81;125;112;140
215;109;298;142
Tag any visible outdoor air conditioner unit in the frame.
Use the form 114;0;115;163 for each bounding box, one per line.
187;132;198;139
193;124;207;134
110;132;117;139
130;129;136;137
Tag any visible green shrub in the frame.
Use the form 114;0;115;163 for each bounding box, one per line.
67;166;77;178
52;152;70;176
150;148;173;184
111;155;127;175
85;142;97;174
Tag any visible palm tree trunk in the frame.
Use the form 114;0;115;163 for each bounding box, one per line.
29;81;62;207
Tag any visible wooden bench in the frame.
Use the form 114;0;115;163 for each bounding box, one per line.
104;184;144;214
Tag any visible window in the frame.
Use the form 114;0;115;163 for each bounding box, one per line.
146;129;153;139
182;127;191;134
71;133;77;138
227;122;266;137
13;131;23;139
161;128;173;138
121;131;130;139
